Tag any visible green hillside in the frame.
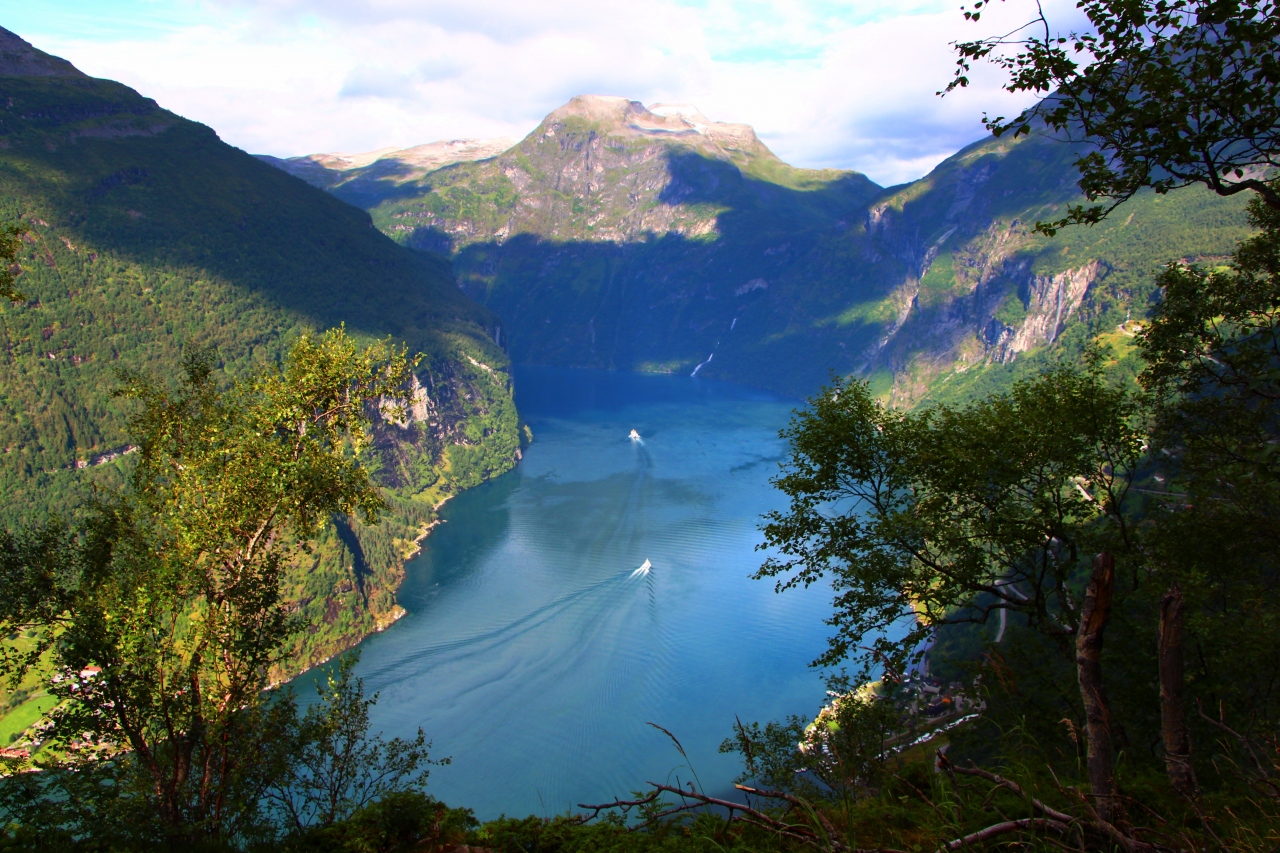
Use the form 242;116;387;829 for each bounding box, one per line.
275;98;1251;401
845;131;1253;405
0;31;522;699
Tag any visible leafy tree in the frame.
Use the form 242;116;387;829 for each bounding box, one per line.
946;0;1280;231
756;360;1143;678
1142;188;1280;505
756;360;1152;826
722;690;903;803
0;328;419;845
741;353;1280;845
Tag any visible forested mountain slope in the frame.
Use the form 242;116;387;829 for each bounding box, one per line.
276;96;1251;401
0;27;521;676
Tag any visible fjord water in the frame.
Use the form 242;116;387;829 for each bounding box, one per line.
348;366;832;819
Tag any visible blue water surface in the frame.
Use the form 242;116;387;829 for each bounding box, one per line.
344;366;834;819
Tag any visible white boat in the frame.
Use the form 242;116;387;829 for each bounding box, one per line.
628;429;641;441
630;559;652;578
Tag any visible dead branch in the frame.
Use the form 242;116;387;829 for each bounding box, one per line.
579;782;912;853
940;817;1074;850
736;785;846;846
579;783;820;847
944;760;1076;826
1196;702;1280;801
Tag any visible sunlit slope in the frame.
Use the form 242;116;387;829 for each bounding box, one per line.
0;31;521;680
843;131;1253;404
273;98;1251;400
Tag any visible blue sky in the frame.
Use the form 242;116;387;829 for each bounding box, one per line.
7;0;1078;185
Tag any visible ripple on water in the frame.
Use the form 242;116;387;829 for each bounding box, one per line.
310;366;834;819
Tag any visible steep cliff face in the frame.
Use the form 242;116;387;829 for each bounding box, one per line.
849;128;1252;404
271;97;1253;402
984;261;1103;362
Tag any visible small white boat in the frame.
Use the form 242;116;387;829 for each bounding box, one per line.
630;559;652;578
628;429;642;441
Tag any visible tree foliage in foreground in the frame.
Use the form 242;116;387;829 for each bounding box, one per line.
947;0;1280;231
265;656;446;834
1137;189;1280;761
0;328;445;846
757;360;1142;677
646;4;1280;842
0;649;452;852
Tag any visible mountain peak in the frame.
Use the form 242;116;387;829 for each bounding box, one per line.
540;95;766;156
546;94;647;124
0;27;87;78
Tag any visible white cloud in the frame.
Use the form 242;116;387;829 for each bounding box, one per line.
16;0;1087;185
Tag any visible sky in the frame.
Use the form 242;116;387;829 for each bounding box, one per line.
6;0;1084;186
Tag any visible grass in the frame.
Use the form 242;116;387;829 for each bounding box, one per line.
0;693;56;744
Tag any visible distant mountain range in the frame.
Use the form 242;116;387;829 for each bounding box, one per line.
0;26;522;674
266;95;1251;402
258;137;519;194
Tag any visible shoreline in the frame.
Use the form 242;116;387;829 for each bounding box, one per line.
401;492;455;562
275;486;469;686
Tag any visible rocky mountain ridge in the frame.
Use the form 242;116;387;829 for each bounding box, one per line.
269;96;1251;404
258;136;519;193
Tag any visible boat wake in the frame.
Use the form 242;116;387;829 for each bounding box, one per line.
361;558;658;681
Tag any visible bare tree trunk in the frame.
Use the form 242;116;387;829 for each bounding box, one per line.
1077;552;1117;822
1159;582;1197;797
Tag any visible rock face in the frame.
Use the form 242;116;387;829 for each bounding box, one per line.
269;96;1253;402
988;261;1104;363
543;95;765;154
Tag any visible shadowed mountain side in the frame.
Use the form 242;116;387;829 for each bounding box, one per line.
445;148;900;393
0;69;522;502
3;76;498;352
